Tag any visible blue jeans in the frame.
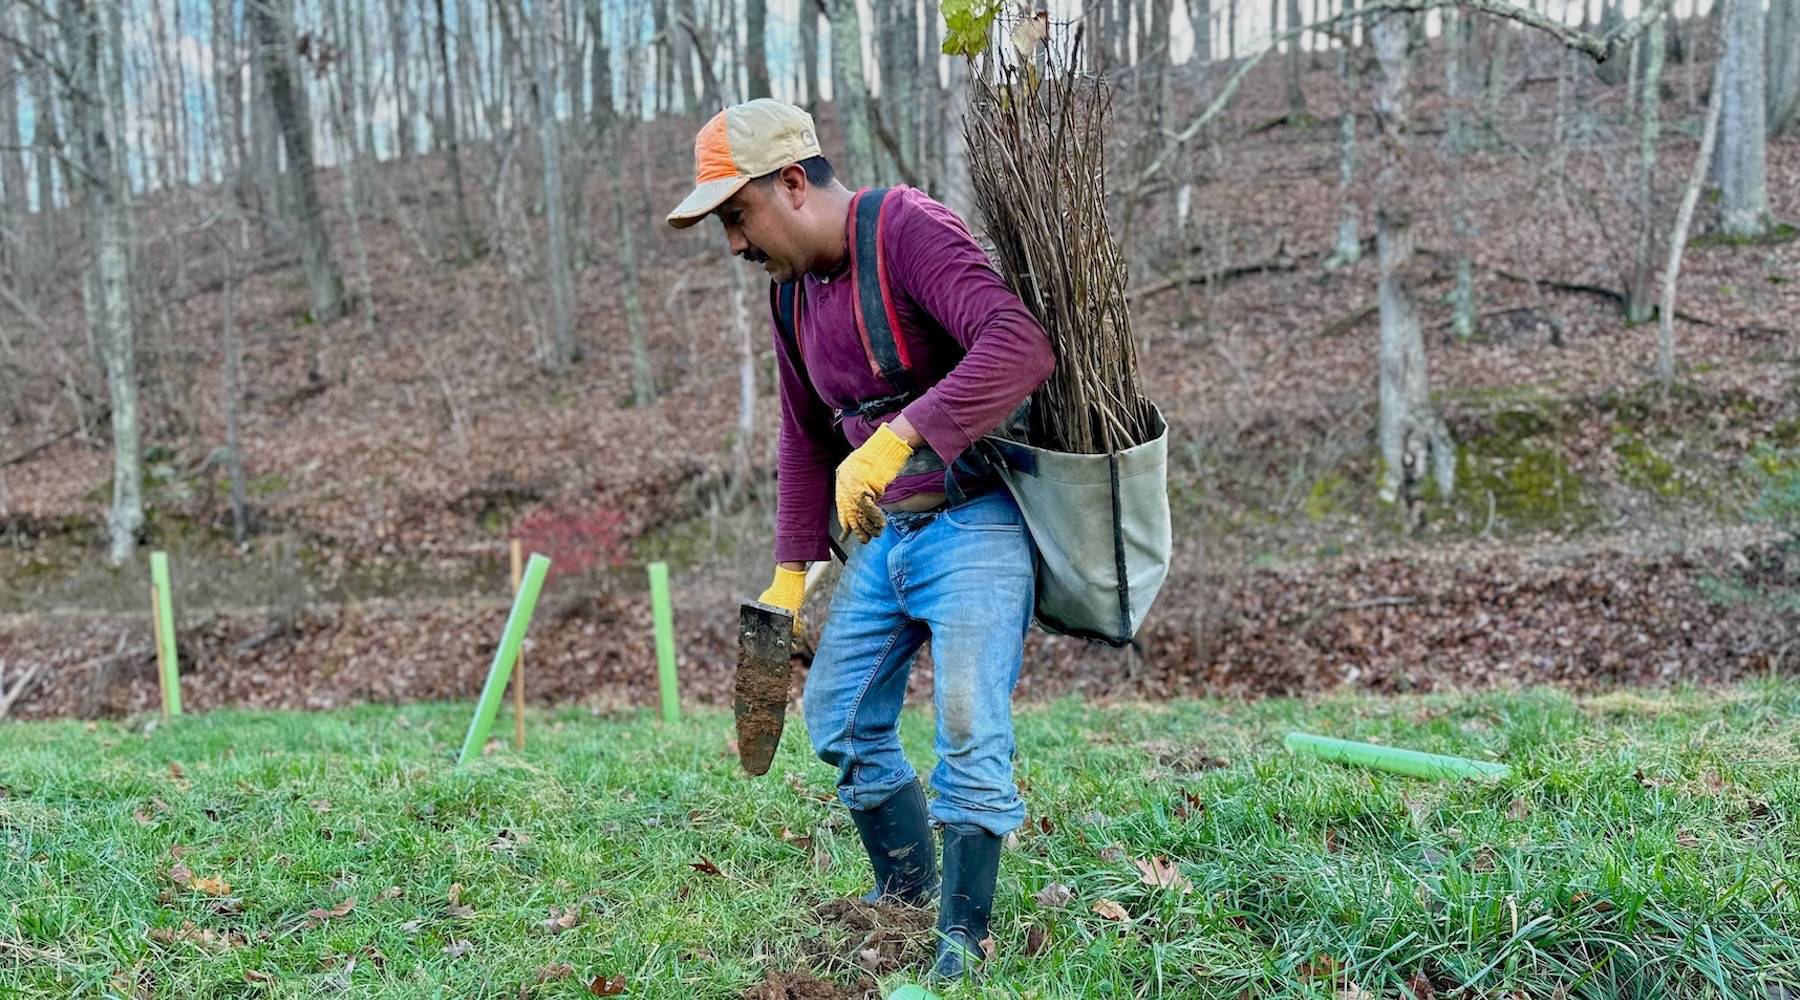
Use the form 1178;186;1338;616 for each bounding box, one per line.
802;489;1035;838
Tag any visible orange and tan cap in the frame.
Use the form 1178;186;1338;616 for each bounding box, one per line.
666;99;822;229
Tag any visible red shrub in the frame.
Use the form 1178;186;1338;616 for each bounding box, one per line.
513;504;630;581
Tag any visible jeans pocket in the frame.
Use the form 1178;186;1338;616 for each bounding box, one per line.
940;491;1024;532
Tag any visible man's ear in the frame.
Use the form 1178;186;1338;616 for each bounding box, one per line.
777;163;808;210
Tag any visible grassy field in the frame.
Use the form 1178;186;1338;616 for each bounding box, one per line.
2;682;1797;999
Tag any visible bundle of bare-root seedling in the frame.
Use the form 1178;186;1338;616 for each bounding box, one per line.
965;27;1154;456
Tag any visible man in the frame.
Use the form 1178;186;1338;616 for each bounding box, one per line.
667;99;1054;980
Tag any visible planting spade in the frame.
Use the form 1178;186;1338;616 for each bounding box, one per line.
734;601;794;776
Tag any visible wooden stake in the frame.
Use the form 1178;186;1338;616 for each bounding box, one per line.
510;540;525;750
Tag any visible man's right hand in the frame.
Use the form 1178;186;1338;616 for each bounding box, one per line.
757;565;808;636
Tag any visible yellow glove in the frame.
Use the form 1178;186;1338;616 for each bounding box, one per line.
834;424;913;543
757;566;808;635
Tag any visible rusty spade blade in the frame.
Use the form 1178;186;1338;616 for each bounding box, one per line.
735;601;794;776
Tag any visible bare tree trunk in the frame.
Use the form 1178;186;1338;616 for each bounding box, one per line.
1667;2;1687;68
588;0;613;126
332;0;361;163
1624;19;1640;118
745;0;771;98
1627;18;1664;324
678;11;722;108
670;0;698;115
1148;0;1173;127
222;218;252;545
31;18;63;256
1718;0;1769;237
185;2;209;179
490;0;526;137
0;15;22;267
215;0;244;191
564;0;585;130
1127;0;1140;68
251;0;345;327
1595;0;1628;85
357;0;379;157
1325;40;1360;268
1767;0;1799;133
610;127;655;404
81;219;104;384
1133;0;1147;68
282;13;315;166
1092;0;1112;74
1372;10;1453;517
154;5;184;182
799;0;819;109
1285;0;1307;115
562;0;592;263
0;309;14;429
248;36;287;247
1190;0;1212;71
436;0;476;258
622;11;642;117
388;0;415;157
150;0;177;188
942;54;973;219
1446;7;1475;339
887;0;921;177
1661;53;1726;386
923;1;942;192
726;0;743;100
327;27;378;338
1310;0;1323;68
827;0;876;182
878;0;917;180
652;0;672;116
529;0;576;368
1485;13;1511;117
67;0;144;566
500;0;522;128
1228;0;1237;61
174;0;196;181
1551;39;1572;202
1114;0;1128;67
882;0;921;178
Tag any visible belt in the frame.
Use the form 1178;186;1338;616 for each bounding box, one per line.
833;391;916;427
881;481;998;516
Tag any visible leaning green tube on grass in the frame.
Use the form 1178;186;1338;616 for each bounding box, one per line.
1285;732;1511;781
457;554;551;765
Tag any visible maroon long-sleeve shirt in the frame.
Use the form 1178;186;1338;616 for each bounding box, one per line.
771;186;1056;564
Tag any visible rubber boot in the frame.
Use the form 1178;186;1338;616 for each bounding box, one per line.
848;780;938;906
932;823;1002;980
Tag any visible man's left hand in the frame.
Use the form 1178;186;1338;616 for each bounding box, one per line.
834;423;914;543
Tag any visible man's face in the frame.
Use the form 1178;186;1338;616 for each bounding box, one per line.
716;175;804;283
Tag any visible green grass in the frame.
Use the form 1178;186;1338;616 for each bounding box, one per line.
3;684;1798;999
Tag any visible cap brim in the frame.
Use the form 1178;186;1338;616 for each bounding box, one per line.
666;176;750;229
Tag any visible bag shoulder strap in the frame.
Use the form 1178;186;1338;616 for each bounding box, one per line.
769;278;848;566
848;186;913;395
770;278;799;357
